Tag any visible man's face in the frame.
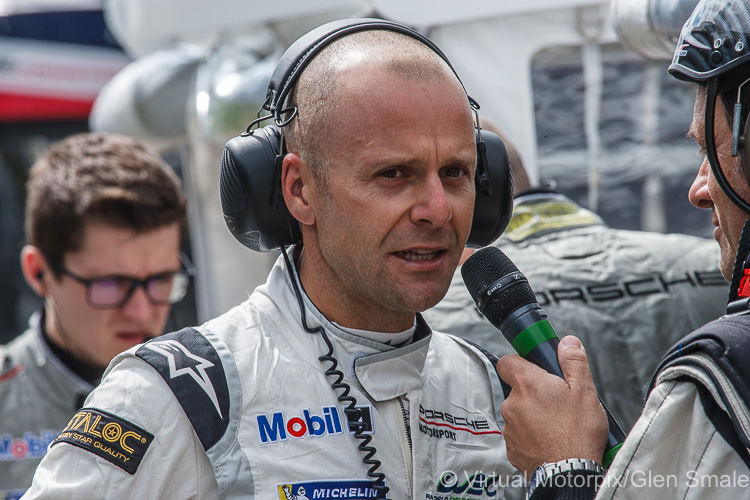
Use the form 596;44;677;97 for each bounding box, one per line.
44;221;182;369
298;64;476;332
688;86;750;280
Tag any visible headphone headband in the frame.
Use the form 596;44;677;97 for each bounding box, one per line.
265;18;476;125
221;17;513;252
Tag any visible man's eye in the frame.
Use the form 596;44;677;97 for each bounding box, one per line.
444;167;468;178
379;169;403;179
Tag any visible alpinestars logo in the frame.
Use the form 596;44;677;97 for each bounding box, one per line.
144;340;223;418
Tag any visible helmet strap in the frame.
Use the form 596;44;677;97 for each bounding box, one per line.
731;76;750;157
705;78;750;214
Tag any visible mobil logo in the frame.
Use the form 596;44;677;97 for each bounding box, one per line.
257;405;343;444
0;430;58;461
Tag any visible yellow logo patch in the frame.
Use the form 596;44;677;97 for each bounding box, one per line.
52;408;154;474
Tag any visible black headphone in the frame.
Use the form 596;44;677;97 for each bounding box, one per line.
220;18;513;252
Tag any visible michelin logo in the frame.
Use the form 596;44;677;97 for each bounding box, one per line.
278;479;379;499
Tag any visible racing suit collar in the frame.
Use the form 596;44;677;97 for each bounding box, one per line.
29;307;94;408
353;315;432;401
38;307;104;386
270;246;432;401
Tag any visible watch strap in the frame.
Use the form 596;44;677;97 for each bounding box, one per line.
527;458;604;499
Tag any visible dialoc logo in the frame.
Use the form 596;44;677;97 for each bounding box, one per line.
51;408;153;475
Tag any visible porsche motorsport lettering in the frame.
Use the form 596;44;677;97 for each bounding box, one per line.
0;430;58;460
419;422;456;441
51;408;153;474
419;405;500;435
258;406;343;443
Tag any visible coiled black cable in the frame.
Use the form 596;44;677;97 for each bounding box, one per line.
281;248;391;498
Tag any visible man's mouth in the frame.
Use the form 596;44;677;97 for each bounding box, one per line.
397;249;443;261
117;332;152;343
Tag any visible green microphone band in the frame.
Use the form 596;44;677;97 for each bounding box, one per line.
603;442;623;469
511;320;559;358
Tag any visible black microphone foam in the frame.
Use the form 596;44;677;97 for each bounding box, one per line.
461;245;626;467
461;246;536;328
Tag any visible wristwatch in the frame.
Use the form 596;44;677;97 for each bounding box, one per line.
526;458;604;499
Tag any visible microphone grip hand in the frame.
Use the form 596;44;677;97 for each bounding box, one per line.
511;330;625;468
497;336;611;478
461;246;625;471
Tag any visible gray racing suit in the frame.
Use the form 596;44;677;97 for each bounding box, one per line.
0;311;93;499
23;248;525;500
423;190;728;431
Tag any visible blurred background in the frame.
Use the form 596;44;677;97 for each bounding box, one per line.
0;0;705;343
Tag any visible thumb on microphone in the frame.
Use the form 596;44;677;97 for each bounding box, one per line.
556;335;609;460
497;335;609;476
559;334;584;350
557;335;595;390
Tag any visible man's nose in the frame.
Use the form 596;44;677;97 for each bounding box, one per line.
411;173;452;227
688;159;712;210
120;285;157;320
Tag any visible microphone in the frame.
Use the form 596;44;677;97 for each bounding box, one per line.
461;246;626;468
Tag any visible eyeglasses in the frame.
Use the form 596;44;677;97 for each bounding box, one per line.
44;253;194;309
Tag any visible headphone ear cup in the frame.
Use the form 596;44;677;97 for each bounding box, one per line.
220;125;301;251
467;130;513;247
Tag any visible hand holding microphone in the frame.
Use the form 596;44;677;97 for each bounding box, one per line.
461;246;625;470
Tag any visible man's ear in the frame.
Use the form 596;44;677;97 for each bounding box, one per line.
20;245;48;296
281;152;316;226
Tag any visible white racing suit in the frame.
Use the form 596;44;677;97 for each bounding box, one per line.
424;191;728;431
530;315;750;500
24;249;525;500
0;311;93;499
595;375;749;498
593;315;750;499
524;221;750;500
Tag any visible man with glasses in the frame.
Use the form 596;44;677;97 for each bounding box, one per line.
21;20;526;500
0;132;190;497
